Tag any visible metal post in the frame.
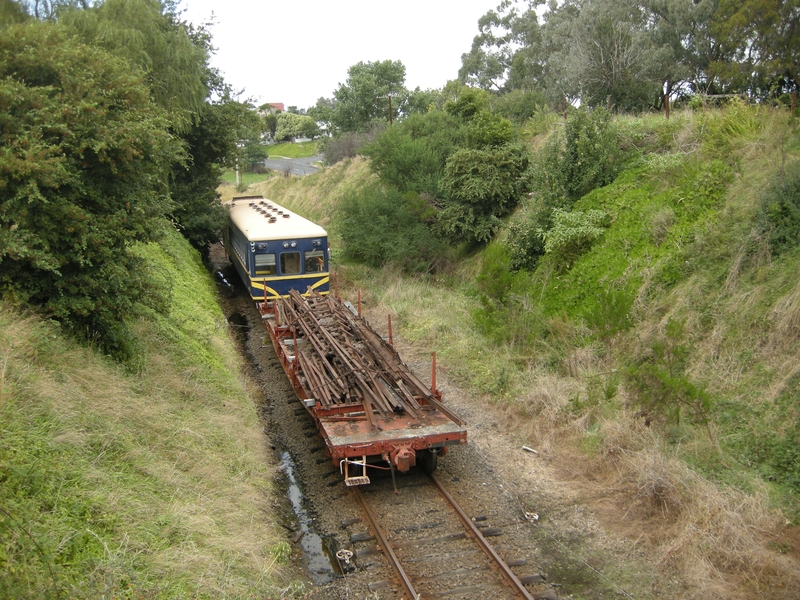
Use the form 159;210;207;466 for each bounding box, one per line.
388;314;393;345
333;271;338;301
431;352;437;397
357;290;362;317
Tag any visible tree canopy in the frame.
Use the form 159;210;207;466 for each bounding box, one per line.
459;0;799;111
331;60;408;132
0;21;180;356
0;0;247;357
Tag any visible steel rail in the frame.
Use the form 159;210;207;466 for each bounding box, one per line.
351;487;419;599
429;472;536;600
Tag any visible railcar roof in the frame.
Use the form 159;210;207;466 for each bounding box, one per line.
229;196;327;241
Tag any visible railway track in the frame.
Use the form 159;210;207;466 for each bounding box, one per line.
342;468;555;599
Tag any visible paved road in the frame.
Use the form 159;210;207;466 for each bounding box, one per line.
262;155;323;176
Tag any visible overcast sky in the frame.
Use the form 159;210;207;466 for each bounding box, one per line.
177;0;500;110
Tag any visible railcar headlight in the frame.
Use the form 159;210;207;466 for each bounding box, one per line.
256;243;268;250
282;242;289;248
290;242;296;248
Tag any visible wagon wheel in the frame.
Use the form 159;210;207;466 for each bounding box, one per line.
419;448;438;474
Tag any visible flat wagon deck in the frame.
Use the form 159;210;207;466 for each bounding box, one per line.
258;289;467;486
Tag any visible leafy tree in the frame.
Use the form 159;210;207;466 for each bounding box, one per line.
0;22;180;357
642;0;722;99
404;87;440;115
712;0;800;95
170;100;238;256
459;1;546;92
362;110;467;195
559;0;660;110
331;60;408;132
60;0;210;133
0;0;29;24
263;112;278;140
60;0;241;254
437;144;530;244
275;111;320;141
307;96;335;134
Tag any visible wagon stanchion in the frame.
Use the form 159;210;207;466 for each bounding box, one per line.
333;271;338;301
431;351;438;398
388;314;393;346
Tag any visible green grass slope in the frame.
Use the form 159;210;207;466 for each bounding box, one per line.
0;229;299;598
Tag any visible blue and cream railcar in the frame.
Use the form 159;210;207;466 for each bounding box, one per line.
224;196;329;300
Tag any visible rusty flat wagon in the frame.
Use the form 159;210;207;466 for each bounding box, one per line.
258;289;467;487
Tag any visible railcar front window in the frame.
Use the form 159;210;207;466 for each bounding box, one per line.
254;253;276;275
280;252;301;275
304;250;325;272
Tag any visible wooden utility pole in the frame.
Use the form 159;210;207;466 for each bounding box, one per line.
379;94;394;125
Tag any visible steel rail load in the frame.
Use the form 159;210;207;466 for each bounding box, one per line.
259;290;467;486
225;196;467;486
224;196;330;301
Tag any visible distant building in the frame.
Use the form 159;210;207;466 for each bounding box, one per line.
261;103;284;114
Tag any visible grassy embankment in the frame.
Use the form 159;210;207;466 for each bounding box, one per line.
251;105;800;598
266;140;319;159
0;228;304;598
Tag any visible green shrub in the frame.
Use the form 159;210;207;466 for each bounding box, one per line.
335;184;446;272
466;111;515;148
471;244;549;350
492;89;548;124
361;110;465;195
507;202;550;272
624;318;713;427
0;23;179;360
532;108;623;209
437;143;530;244
740;372;800;495
582;288;636;338
758;163;800;255
542;208;609;269
320;128;381;165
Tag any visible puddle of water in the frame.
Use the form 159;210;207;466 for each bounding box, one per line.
279;450;338;585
